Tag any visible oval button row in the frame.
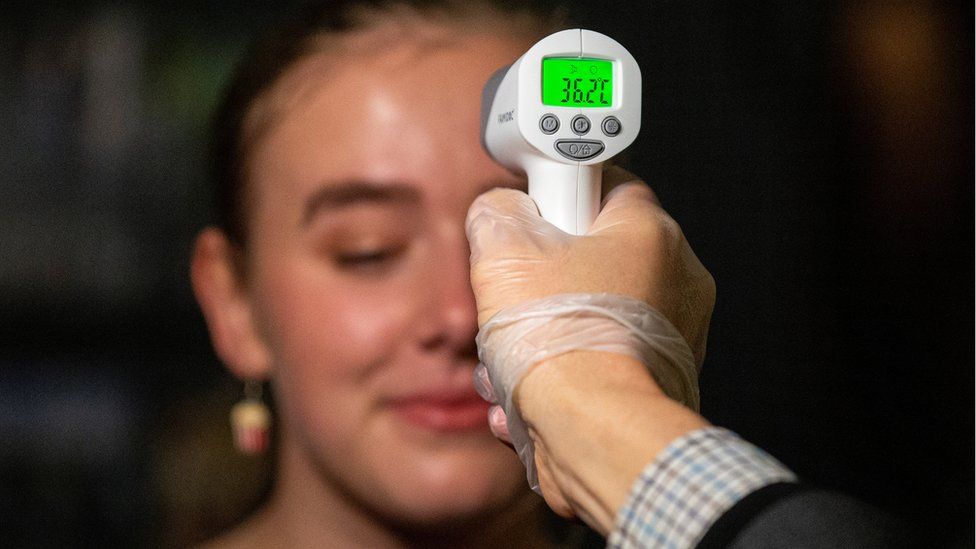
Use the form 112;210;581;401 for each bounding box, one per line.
539;114;621;137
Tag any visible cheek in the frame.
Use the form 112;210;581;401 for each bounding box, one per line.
259;265;415;371
250;255;423;424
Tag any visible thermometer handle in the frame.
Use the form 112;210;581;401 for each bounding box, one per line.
525;157;602;235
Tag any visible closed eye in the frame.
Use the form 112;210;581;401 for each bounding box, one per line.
335;249;395;265
333;245;407;275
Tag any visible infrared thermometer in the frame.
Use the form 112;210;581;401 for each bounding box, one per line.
482;29;640;234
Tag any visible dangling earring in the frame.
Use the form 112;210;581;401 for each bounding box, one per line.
230;380;270;455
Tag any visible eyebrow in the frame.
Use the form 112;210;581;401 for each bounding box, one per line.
302;180;422;225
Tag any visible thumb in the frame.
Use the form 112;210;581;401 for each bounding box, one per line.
600;166;657;206
588;180;663;235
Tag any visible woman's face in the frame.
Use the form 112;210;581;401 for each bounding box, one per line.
241;29;532;523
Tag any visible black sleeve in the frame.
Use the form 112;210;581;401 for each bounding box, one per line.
696;483;911;549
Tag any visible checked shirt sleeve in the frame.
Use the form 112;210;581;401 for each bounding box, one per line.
607;427;797;549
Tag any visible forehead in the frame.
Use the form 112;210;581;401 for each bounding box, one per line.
245;27;532;209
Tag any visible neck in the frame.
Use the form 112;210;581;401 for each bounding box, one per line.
238;425;556;549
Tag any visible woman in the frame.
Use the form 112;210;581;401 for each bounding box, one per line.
190;0;599;546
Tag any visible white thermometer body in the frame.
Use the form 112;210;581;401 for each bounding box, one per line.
482;29;641;234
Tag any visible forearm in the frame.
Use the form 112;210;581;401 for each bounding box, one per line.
515;350;709;534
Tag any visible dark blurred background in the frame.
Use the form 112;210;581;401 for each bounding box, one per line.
0;1;972;547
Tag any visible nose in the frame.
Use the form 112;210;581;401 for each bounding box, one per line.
416;221;480;360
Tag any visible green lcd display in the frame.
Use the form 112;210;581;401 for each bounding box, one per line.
541;58;614;108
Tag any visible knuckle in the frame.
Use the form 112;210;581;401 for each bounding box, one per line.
633;209;682;249
485;187;526;207
608;181;653;203
469;188;536;222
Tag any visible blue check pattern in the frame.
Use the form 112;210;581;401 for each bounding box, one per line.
607;427;797;549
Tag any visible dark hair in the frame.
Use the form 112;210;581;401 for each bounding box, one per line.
210;0;566;247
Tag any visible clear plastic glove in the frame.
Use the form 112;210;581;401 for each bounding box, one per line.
465;167;715;491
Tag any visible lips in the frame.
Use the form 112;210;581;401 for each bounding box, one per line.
389;391;491;433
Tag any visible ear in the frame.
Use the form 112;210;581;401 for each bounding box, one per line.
191;228;271;380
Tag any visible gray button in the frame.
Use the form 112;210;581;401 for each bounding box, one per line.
602;116;621;136
554;140;605;160
539;114;559;134
571;115;591;135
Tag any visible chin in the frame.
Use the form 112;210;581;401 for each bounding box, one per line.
368;435;530;528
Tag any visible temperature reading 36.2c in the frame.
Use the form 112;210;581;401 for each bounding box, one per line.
542;58;614;108
559;77;609;105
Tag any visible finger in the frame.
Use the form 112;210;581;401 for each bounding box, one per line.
488;405;512;443
473;363;497;403
465;187;539;241
466;188;551;264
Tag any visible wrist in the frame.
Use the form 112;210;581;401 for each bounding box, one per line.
515;351;664;423
515;351;709;534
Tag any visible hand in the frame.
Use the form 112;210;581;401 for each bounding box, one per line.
467;167;715;368
466;168;715;523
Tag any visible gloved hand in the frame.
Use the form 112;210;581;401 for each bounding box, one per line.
465;167;715;492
